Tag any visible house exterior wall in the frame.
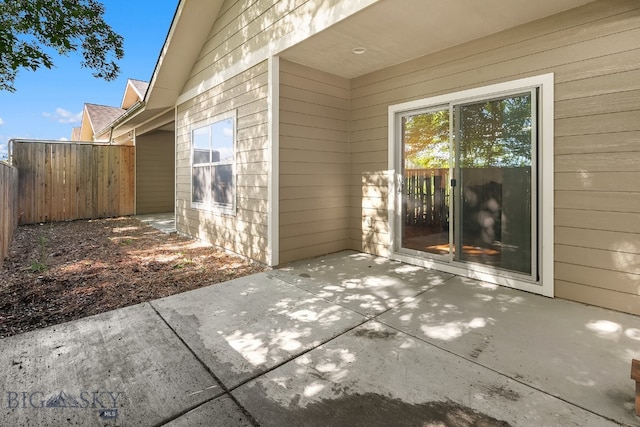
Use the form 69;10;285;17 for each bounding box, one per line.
136;131;175;214
178;0;378;105
175;61;269;263
174;0;379;264
79;110;94;141
279;59;350;264
183;0;344;94
348;0;640;314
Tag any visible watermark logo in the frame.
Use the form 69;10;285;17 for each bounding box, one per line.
6;390;123;420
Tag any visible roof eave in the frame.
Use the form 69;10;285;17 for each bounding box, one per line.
94;101;146;140
144;0;225;111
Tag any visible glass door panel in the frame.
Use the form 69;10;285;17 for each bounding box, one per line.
453;93;534;275
400;109;451;256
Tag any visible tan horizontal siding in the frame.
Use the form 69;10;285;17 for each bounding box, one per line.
555;280;640;315
280;206;350;226
555;172;640;192
280;229;348;252
279;240;350;266
184;0;347;94
556;191;640;213
279;59;350;264
175;61;269;263
136;131;175;214
555;131;640;155
348;0;640;313
280;217;350;239
556;153;640;173
555;209;640;234
555;262;640;297
556;227;640;252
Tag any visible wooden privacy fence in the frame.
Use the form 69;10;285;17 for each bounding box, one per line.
404;168;450;230
11;140;135;225
0;161;19;267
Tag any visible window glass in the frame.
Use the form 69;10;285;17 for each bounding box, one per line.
192;127;210;165
212;118;234;162
191;116;235;211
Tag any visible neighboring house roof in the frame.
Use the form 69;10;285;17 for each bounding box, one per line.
70;127;81;141
84;103;126;139
102;1;223;139
70;78;150;142
121;79;149;110
130;79;149;98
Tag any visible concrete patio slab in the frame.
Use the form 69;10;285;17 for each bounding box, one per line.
1;251;637;426
152;272;367;390
273;250;455;317
164;394;253;427
233;320;617;427
136;212;176;234
0;303;222;427
378;275;640;426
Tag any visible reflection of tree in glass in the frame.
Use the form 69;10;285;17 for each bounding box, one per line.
458;94;532;168
403;110;450;169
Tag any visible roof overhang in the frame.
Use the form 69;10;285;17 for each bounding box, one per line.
144;0;225;110
108;0;223;138
279;0;597;79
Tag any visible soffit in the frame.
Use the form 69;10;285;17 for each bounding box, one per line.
280;0;596;79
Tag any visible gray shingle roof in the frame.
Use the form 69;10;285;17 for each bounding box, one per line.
129;79;150;99
85;103;126;135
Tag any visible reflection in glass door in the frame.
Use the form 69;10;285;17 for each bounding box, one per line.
400;108;451;256
399;91;537;278
454;93;535;276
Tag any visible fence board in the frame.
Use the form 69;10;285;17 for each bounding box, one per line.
0;161;19;268
404;168;449;229
12;141;135;224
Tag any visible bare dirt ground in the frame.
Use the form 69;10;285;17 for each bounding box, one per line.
0;217;266;339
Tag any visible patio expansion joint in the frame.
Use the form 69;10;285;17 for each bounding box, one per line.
149;302;371;426
372;318;629;427
147;302;261;427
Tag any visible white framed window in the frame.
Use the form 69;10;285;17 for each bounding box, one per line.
191;112;236;214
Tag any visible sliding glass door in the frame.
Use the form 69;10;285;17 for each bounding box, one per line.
398;90;537;279
400;108;451;257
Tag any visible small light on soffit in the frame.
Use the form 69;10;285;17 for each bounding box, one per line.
352;47;367;55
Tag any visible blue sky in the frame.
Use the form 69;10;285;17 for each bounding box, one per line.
0;1;179;160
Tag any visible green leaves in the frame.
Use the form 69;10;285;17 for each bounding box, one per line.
0;0;124;92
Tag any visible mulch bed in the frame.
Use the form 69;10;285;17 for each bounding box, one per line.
0;217;266;339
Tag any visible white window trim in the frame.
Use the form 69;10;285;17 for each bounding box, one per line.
267;56;280;267
387;74;554;297
190;110;237;216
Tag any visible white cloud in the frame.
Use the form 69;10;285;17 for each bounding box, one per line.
0;117;4;126
43;108;82;124
59;137;69;141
